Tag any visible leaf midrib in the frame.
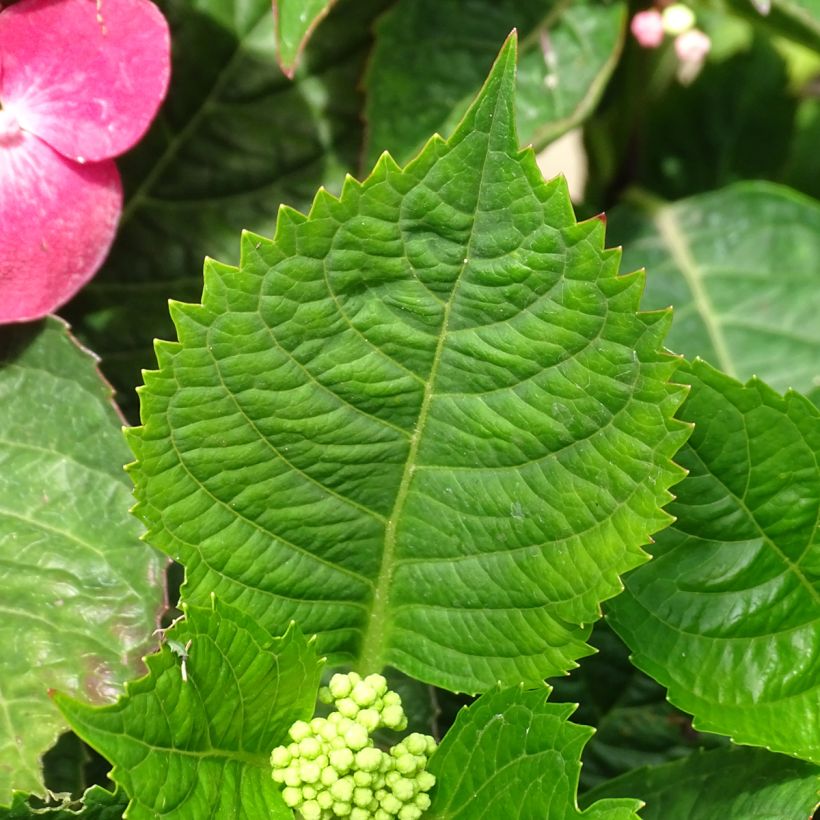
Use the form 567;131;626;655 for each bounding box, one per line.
355;98;503;675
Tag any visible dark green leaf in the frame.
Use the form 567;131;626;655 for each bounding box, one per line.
364;0;626;167
0;319;164;804
608;360;820;763
427;686;641;818
581;746;820;819
609;182;820;404
56;600;323;820
128;36;688;695
274;0;337;77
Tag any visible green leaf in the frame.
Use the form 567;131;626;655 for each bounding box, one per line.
607;360;820;763
274;0;336;77
727;0;820;51
62;0;386;415
0;318;164;805
426;685;641;818
0;787;125;819
363;0;626;167
580;746;820;819
549;623;727;793
55;600;324;820
129;35;688;695
609;182;820;404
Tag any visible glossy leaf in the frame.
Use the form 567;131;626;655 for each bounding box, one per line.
364;0;626;166
274;0;336;77
62;0;386;415
0;318;164;805
427;685;641;819
129;36;688;695
56;600;324;820
610;182;820;403
581;746;820;819
608;360;820;763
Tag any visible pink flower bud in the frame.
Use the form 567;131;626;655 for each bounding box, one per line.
674;28;711;63
631;9;665;48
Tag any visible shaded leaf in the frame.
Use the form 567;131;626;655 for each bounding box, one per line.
274;0;336;77
56;600;323;820
581;746;820;819
128;36;688;695
608;360;820;763
727;0;820;51
609;182;820;404
0;318;164;805
427;685;641;819
364;0;626;167
62;0;386;416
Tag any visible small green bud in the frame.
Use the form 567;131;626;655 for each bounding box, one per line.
289;720;311;742
281;786;301;807
398;806;422;820
329;673;353;699
355;746;383;772
336;697;359;719
351;680;377;707
321;766;340;787
329;747;355;773
374;810;392;820
302;785;317;800
283;767;301;788
333;802;352;817
365;674;388;696
350;809;370;820
416;771;436;792
404;734;428;756
356;707;380;731
330;776;355;803
415;792;431;811
301;800;322;820
271;768;286;783
344;722;369;751
382;691;401;707
318;686;333;704
270;745;290;768
299;737;322;759
300;760;322;784
317;790;334;810
288;742;300;758
381;704;407;730
353;770;373;787
353;786;374;808
381;793;403;815
395;753;418;775
391;776;416;802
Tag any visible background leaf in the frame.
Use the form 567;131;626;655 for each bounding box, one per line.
426;685;641;819
608;182;820;404
63;0;387;418
363;0;626;167
56;600;323;820
274;0;337;77
0;319;165;805
581;746;820;819
129;37;688;696
607;360;820;763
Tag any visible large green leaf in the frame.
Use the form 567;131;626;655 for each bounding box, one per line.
727;0;820;51
274;0;336;77
56;600;323;820
62;0;386;415
129;36;688;695
363;0;626;167
581;747;820;819
607;360;820;763
427;685;641;819
0;319;165;805
609;183;820;404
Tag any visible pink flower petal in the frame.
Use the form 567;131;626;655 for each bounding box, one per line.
631;9;665;49
0;114;122;323
0;0;170;163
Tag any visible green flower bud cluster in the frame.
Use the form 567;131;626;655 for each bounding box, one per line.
271;673;437;819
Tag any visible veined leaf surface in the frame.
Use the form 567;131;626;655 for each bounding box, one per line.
0;319;164;804
56;601;323;820
426;686;641;819
581;746;820;819
608;360;820;763
274;0;336;77
610;183;820;403
130;36;688;695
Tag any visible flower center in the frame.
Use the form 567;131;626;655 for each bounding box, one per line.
0;108;24;146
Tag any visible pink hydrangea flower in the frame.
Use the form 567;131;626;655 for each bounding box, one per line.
0;0;171;323
630;9;664;48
